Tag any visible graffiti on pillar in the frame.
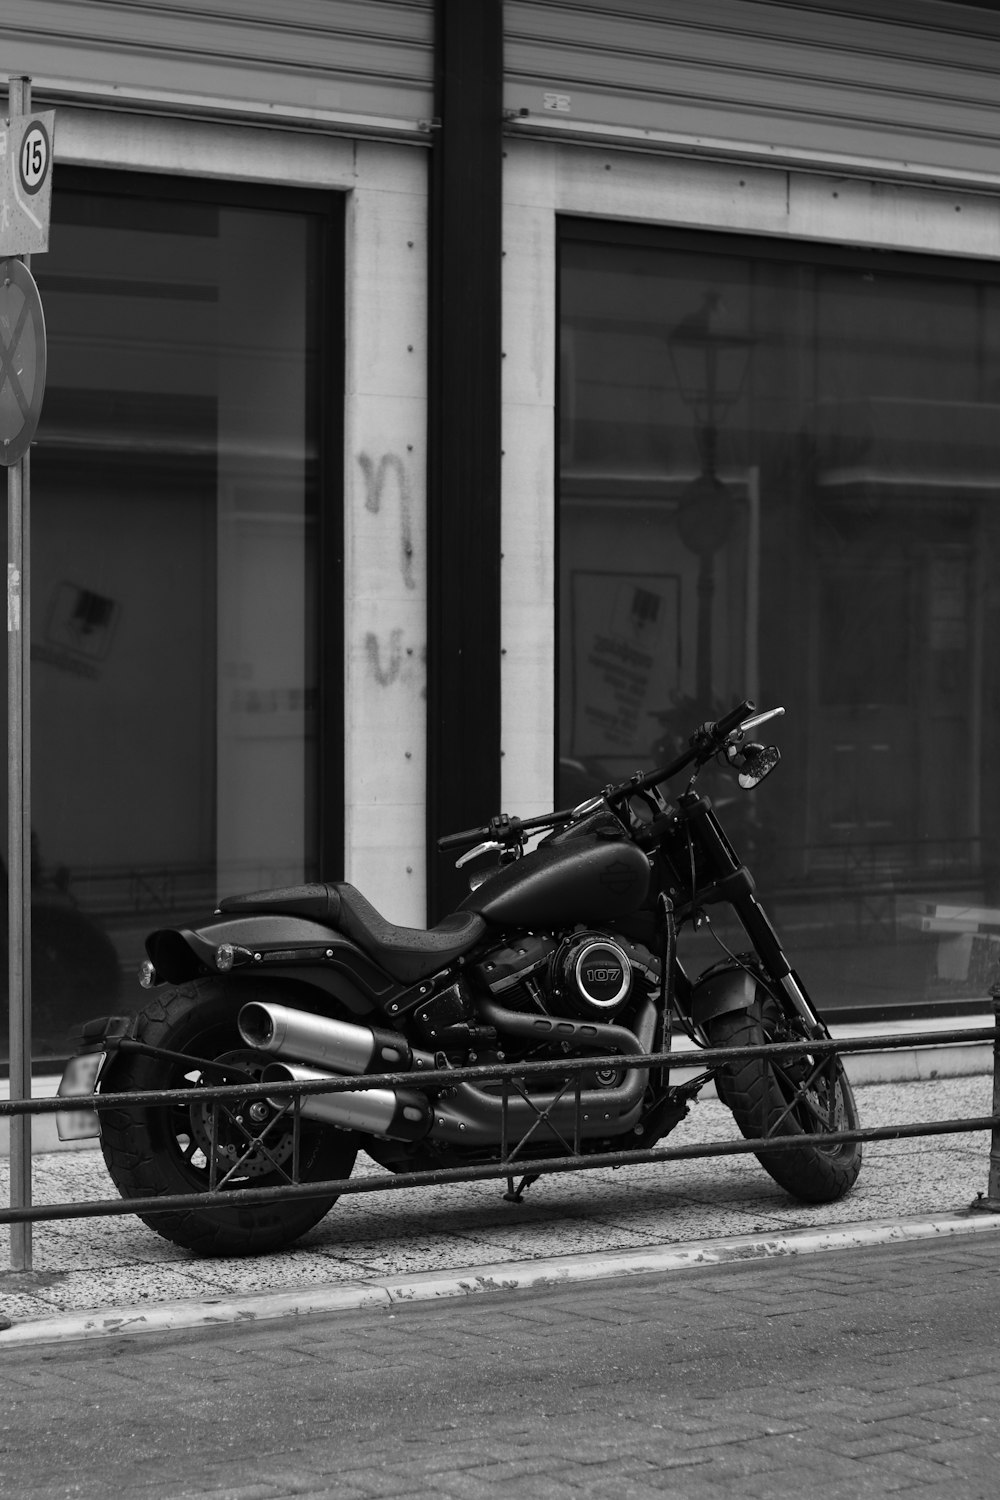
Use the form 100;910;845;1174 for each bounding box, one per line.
365;628;403;687
357;449;424;694
357;451;416;591
363;631;426;693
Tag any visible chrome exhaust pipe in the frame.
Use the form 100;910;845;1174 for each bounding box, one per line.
428;997;658;1145
238;1000;425;1075
261;1062;431;1141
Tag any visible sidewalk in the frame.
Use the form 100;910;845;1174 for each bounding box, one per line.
2;1070;997;1344
4;1233;1000;1500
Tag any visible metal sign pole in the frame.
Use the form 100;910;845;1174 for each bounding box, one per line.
7;452;30;1271
7;73;33;1272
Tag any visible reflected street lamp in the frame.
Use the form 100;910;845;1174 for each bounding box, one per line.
668;293;754;706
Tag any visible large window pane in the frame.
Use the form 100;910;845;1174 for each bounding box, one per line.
2;173;337;1063
559;222;1000;1020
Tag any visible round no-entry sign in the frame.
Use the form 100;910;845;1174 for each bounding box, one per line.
0;257;47;467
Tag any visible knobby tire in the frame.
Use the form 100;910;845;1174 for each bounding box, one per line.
706;994;862;1203
98;979;359;1256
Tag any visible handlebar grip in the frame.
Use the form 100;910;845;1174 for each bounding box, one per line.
437;825;488;853
710;699;756;741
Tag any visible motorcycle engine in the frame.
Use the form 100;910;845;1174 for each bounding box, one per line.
472;935;558;1013
550;932;633;1020
473;930;653;1022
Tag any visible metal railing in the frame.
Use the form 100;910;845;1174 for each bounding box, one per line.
3;1009;1000;1252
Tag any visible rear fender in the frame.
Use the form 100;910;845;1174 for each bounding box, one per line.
55;1014;136;1141
688;963;757;1029
145;915;399;1016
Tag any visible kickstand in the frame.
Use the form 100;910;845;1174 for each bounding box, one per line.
503;1172;539;1204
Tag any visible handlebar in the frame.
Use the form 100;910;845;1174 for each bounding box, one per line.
437;700;780;854
436;807;578;855
624;698;757;796
710;698;758;741
437;825;490;853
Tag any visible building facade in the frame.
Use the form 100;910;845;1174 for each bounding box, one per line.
4;0;1000;1065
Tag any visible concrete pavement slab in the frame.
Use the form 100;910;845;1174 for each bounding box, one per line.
2;1208;1000;1349
2;1071;998;1343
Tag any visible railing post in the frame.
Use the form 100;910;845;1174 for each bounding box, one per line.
971;989;1000;1213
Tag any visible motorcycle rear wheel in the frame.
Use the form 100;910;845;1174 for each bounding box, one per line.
99;979;359;1256
706;993;862;1204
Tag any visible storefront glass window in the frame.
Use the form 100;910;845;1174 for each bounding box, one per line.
558;220;1000;1019
2;171;339;1063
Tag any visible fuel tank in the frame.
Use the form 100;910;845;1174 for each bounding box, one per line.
459;833;650;929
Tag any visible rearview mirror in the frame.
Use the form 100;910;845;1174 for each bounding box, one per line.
736;742;781;790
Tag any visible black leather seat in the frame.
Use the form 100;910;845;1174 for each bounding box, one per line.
217;882;487;985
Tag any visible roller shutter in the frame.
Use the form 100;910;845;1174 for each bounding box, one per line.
1;0;434;140
505;0;1000;184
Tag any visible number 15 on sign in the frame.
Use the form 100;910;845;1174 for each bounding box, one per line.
0;110;55;256
20;119;50;195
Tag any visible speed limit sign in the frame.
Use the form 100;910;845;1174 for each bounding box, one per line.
0;110;56;256
18;119;50;197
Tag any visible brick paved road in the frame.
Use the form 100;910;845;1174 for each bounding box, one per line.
2;1235;999;1500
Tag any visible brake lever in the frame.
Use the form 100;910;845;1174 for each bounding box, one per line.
455;839;503;868
738;706;785;736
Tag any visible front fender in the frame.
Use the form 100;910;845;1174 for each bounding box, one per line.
689;963;757;1029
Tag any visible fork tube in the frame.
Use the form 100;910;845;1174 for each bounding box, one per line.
685;796;823;1036
736;889;822;1034
778;972;822;1033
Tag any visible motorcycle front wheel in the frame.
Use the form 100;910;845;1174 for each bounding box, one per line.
706;992;862;1204
98;979;359;1256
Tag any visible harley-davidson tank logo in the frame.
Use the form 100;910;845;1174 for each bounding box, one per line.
600;859;638;895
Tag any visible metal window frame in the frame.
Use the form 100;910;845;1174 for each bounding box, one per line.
18;165;346;1067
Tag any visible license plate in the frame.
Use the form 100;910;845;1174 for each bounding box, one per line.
56;1051;105;1141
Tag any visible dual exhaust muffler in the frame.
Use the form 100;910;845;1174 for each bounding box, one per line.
237;1001;432;1142
237;996;655;1147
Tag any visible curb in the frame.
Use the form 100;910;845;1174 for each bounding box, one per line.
3;1208;1000;1349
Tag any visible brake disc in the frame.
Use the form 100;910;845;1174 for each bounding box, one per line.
188;1048;295;1178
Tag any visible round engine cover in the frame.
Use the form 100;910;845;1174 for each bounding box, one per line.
556;933;633;1018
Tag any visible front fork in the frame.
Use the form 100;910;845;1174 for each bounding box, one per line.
734;889;824;1037
678;794;825;1040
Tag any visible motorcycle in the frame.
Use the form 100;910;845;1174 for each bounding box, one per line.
57;699;861;1257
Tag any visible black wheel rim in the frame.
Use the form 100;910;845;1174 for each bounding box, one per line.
761;1003;854;1153
150;1018;307;1194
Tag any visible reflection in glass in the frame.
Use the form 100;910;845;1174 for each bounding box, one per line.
1;180;328;1062
559;224;1000;1019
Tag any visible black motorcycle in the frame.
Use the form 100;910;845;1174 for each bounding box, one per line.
57;700;861;1256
